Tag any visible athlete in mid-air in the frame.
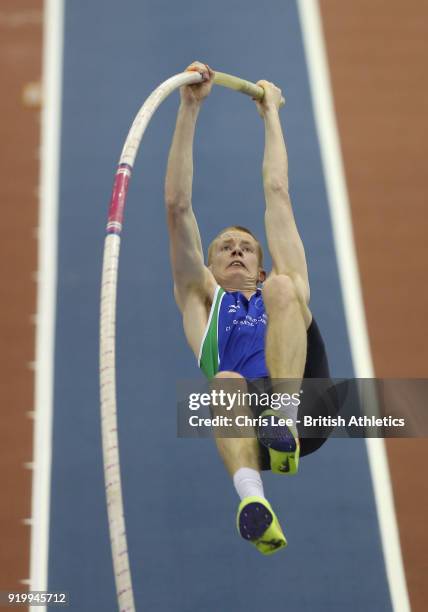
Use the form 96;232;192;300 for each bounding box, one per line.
165;61;331;554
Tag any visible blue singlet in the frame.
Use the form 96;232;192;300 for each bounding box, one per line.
198;286;268;379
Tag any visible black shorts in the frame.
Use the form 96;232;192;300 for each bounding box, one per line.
247;318;339;470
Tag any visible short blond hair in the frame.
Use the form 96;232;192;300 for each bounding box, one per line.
207;225;264;266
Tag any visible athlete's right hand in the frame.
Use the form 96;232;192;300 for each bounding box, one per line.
180;61;215;106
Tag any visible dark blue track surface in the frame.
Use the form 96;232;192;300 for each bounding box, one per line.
49;1;392;610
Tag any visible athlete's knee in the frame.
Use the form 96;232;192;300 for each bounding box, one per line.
211;371;247;416
214;370;245;380
263;274;299;311
212;371;246;393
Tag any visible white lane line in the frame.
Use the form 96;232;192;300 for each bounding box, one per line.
29;0;64;609
296;2;411;611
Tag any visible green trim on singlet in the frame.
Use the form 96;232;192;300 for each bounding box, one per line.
198;286;225;379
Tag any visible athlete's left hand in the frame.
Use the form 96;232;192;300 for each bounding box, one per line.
254;80;283;117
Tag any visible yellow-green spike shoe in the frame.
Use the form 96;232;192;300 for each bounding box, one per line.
236;496;287;555
258;409;300;475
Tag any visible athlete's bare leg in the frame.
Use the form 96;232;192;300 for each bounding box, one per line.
263;274;308;401
212;370;287;553
211;371;261;476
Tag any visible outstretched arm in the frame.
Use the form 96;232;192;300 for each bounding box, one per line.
165;61;216;311
255;81;310;303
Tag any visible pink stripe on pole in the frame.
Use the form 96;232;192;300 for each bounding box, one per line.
107;165;132;231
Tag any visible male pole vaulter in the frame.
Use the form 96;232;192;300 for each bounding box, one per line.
165;61;331;555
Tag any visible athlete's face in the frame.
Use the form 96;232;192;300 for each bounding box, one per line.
209;231;265;289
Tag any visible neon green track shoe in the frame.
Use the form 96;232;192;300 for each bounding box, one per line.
258;409;300;475
236;496;287;555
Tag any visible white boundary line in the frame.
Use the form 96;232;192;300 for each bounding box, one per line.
29;0;64;608
296;2;411;611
